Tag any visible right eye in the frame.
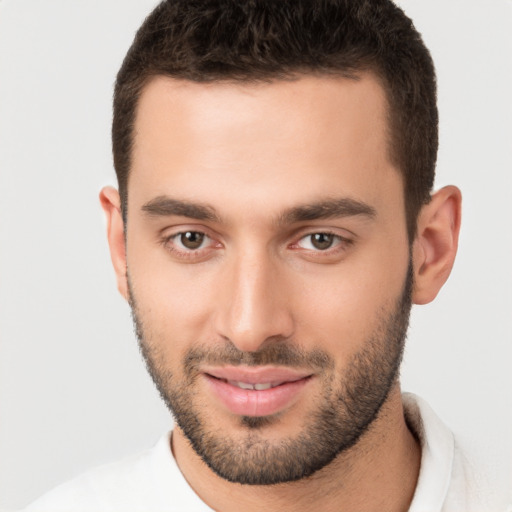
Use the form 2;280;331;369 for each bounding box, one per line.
161;229;222;262
173;231;209;251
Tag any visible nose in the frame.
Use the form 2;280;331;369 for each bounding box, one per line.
214;248;295;352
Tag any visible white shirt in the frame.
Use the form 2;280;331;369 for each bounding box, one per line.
402;394;511;512
23;394;511;511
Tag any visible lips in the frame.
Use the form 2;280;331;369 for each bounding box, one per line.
202;366;313;417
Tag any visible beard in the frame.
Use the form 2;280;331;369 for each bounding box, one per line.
129;264;413;485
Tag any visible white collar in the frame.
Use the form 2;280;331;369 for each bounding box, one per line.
403;392;455;512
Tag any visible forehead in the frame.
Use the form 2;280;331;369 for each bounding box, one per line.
129;73;401;220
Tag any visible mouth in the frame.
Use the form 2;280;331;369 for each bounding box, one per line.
202;366;313;417
224;380;291;391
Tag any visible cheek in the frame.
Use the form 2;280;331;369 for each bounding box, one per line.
292;281;378;357
292;250;409;355
128;253;219;348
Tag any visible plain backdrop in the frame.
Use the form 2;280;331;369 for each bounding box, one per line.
1;0;511;509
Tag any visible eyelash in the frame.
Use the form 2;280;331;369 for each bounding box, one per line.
160;230;353;261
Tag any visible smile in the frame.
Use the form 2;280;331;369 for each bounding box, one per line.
202;366;313;417
228;381;282;390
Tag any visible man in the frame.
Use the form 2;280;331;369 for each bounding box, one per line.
23;0;509;511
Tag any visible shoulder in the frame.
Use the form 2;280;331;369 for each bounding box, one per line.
403;393;512;512
22;433;208;512
23;444;159;512
444;434;512;512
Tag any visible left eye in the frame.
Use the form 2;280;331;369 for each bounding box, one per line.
173;231;210;250
297;233;341;251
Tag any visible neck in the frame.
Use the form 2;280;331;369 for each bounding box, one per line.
171;386;420;512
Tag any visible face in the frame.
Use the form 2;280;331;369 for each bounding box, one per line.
124;75;412;484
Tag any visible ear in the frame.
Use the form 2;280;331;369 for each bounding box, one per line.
99;186;129;301
412;185;462;305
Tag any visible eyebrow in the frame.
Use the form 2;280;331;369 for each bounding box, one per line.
141;195;376;224
142;196;221;222
277;198;376;225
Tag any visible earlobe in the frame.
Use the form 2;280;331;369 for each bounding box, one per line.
99;186;129;301
412;185;462;305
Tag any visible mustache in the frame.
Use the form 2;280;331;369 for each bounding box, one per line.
183;340;334;373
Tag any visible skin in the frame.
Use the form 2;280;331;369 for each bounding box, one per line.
101;74;461;511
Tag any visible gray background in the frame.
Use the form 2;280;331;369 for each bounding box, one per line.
1;0;511;509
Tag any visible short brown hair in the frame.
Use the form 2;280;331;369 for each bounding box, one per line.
113;0;438;239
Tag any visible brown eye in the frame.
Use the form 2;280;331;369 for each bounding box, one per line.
310;233;335;250
179;231;205;249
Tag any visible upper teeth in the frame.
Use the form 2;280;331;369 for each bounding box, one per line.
229;381;276;391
